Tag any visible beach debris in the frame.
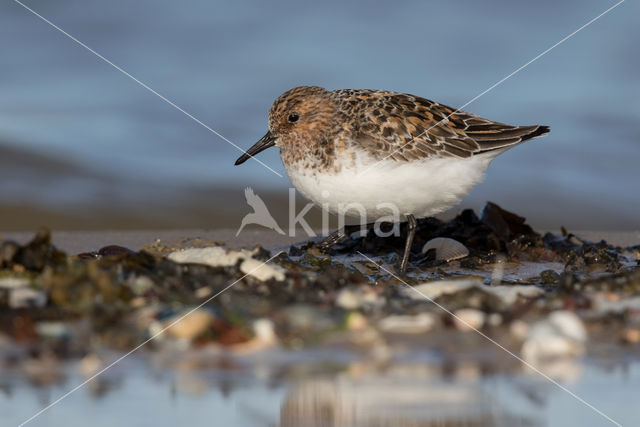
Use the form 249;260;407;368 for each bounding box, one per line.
452;309;485;332
9;287;46;309
404;279;483;301
253;318;277;344
521;311;587;363
0;202;639;378
485;285;543;305
168;246;285;281
0;240;20;265
421;237;469;261
1;228;66;271
378;313;436;334
480;202;538;245
0;276;30;289
336;288;361;309
34;322;70;339
336;286;384;310
622;328;640;344
346;312;369;330
405;279;543;305
77;245;136;260
591;295;640;315
79;353;103;377
160;308;215;341
509;320;529;341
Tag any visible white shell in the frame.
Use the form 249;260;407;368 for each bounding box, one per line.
421;237;469;261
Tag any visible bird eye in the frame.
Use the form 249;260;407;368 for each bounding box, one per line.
287;113;299;123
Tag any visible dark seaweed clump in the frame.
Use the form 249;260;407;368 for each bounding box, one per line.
324;201;632;278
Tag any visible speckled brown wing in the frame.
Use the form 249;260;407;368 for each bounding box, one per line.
334;90;549;162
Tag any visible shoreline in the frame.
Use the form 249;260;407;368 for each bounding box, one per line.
1;228;639;255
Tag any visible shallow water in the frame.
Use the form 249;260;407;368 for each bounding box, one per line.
0;0;639;229
2;352;639;426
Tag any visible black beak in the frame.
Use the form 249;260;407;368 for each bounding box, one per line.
234;131;276;165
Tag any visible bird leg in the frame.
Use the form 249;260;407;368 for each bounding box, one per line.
317;223;371;252
399;214;417;276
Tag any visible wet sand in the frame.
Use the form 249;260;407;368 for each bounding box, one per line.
1;228;639;255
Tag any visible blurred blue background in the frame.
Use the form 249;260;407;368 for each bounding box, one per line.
0;0;637;230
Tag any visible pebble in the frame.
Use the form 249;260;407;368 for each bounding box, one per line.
336;287;384;310
407;279;542;305
421;237;469;261
9;287;46;308
253;318;277;344
0;277;30;289
453;309;485;332
622;328;640;344
0;240;20;263
487;313;502;327
521;311;587;362
79;353;103;377
406;279;482;300
346;312;369;330
131;276;154;295
509;320;529;341
592;295;640;315
378;313;435;334
336;289;361;309
486;285;544;305
164;308;214;341
35;322;70;339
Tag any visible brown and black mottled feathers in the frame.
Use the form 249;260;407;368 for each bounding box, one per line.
333;89;549;162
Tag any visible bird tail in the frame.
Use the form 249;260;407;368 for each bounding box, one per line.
472;124;550;155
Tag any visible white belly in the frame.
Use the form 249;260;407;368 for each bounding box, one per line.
284;154;494;221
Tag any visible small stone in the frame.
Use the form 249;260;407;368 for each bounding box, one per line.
336;289;361;310
194;286;212;298
9;288;46;309
288;245;304;257
131;276;154;294
486;285;544;305
165;309;214;340
253;318;277;344
540;269;560;284
622;328;640;344
35;322;69;339
0;240;20;264
522;311;587;362
510;320;529;341
0;277;30;289
487;313;502;326
378;313;435;334
346;312;369;330
406;279;482;300
79;353;103;377
453;309;485;332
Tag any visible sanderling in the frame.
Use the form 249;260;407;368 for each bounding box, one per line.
235;86;549;275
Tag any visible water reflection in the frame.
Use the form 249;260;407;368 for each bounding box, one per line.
5;348;636;427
